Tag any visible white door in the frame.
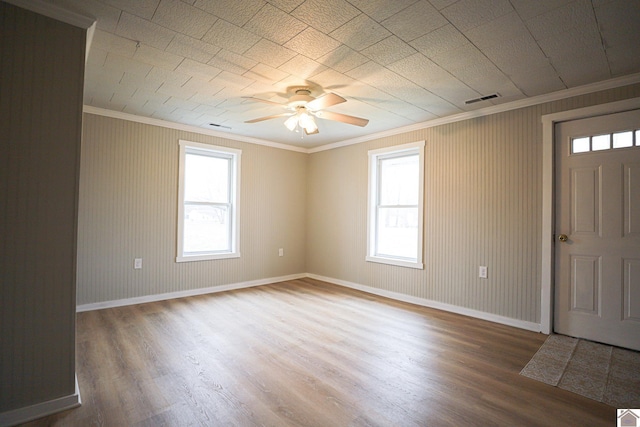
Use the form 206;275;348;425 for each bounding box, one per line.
555;109;640;351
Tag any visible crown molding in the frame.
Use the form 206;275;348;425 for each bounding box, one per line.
4;0;95;29
83;106;309;154
308;72;640;153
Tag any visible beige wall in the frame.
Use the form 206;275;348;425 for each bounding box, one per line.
77;114;307;305
0;2;85;414
307;84;640;324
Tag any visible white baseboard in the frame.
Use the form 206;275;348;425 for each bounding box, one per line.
76;272;541;333
306;273;542;333
0;376;81;427
76;273;307;312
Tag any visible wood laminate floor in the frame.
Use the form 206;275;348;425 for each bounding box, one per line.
23;278;614;426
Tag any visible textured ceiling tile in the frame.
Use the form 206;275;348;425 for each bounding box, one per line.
92;30;138;58
361;36;417;66
133;44;184;70
464;12;529;50
279;55;327;78
382;0;447;42
525;1;596;41
441;0;514;32
103;0;160;20
214;70;256;88
129;88;170;105
208;50;258;75
266;0;305;13
510;64;565;95
346;0;419;22
86;47;108;67
243;39;297;68
104;52;154;77
509;0;574;20
165;34;221;63
317;44;368;72
163;96;201;110
595;0;640;49
175;58;222;81
152;0;217;39
537;26;604;62
116;12;177;50
291;0;360;33
244;63;289;84
482;33;549;75
409;24;468;58
284;27;341;59
552;53;610;87
157;82;199;99
606;43;640;76
182;77;226;96
243;3;308;44
85;62;124;86
194;0;266;26
387;53;452;88
330;13;391;51
310;68;357;91
202;19;261;54
427;0;457;10
145;67;192;87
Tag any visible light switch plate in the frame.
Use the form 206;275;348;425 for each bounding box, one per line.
479;266;487;279
134;258;143;269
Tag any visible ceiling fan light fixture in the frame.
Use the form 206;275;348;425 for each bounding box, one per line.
299;111;317;133
284;115;298;131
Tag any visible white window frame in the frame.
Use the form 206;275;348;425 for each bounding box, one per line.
177;140;241;262
367;141;425;269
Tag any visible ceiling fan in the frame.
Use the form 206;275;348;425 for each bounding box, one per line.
243;87;369;135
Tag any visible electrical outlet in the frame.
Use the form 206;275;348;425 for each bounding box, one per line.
479;266;487;279
134;258;143;269
278;248;284;257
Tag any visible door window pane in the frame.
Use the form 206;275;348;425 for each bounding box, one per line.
572;137;590;153
612;131;633;148
591;134;610;151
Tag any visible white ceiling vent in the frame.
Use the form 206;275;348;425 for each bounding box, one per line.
465;93;501;105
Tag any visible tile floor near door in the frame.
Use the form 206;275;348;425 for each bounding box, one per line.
22;279;615;426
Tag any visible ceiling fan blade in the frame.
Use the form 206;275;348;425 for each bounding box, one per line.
242;96;286;107
306;93;346;111
245;113;292;123
315;110;369;127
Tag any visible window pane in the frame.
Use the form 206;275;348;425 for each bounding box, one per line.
612;131;633;148
571;137;590;153
379;154;419;205
376;207;418;259
636;130;640;146
184;153;229;202
183;204;230;253
591;134;610;151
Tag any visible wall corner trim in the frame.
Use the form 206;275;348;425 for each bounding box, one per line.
0;376;81;427
306;273;542;333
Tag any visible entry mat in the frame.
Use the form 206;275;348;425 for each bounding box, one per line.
520;334;640;407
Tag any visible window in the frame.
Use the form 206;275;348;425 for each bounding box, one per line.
177;140;241;262
571;128;640;153
367;141;424;269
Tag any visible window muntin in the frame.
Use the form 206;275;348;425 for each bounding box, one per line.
367;141;424;269
177;141;240;262
571;128;640;153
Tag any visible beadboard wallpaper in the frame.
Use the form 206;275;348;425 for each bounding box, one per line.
77;114;307;305
306;83;640;324
1;2;84;414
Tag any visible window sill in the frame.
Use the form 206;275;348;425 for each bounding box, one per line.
366;256;424;270
176;252;241;263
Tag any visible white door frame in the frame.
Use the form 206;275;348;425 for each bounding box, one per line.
540;97;640;334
